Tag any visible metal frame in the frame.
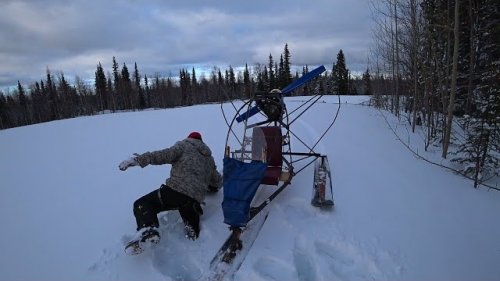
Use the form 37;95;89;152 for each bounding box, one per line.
224;92;329;224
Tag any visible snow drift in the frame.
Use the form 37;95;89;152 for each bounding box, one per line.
1;96;499;281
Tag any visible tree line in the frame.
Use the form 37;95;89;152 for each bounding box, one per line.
369;0;499;187
0;44;364;130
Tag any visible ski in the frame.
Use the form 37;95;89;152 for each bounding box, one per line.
311;156;334;208
204;211;269;281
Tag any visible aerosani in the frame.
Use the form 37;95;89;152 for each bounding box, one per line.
205;65;337;280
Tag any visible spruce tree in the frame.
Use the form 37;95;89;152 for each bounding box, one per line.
452;0;500;187
121;63;133;109
191;67;198;103
112;57;122;109
256;66;265;92
333;50;349;94
144;75;150;108
243;63;251;98
17;81;29;125
283;43;292;86
278;54;284;88
362;68;372;95
46;69;59;120
180;69;189;105
228;66;236;94
106;75;115;112
134;63;145;109
262;66;269;92
95;62;108;111
57;72;77;118
268;54;275;90
0;93;8;129
302;65;309;96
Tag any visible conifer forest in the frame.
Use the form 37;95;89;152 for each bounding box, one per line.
1;0;498;188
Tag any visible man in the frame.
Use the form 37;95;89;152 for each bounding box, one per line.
119;132;222;255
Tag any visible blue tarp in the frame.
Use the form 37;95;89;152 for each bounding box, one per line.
222;157;267;227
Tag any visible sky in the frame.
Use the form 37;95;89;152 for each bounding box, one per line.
0;0;373;90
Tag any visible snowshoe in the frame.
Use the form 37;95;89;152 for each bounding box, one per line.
124;227;160;255
125;240;144;255
184;224;199;240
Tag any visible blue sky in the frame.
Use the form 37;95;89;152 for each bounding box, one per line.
0;0;372;89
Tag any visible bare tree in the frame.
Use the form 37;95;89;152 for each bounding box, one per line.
442;0;460;158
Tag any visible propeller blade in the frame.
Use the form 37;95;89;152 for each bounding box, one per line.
236;106;261;123
281;65;326;95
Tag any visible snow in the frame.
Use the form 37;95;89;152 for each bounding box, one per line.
1;96;499;281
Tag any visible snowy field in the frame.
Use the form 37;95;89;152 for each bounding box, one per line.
1;95;499;281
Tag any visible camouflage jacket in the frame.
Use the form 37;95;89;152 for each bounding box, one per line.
135;138;222;203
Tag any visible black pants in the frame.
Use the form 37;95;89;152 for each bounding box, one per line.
133;185;201;236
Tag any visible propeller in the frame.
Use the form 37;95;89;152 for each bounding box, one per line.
236;65;326;123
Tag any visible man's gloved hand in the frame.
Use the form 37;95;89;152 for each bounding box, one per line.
119;154;139;171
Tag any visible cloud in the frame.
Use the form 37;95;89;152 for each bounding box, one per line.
0;0;372;89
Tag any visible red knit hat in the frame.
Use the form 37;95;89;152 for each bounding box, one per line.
188;131;202;140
